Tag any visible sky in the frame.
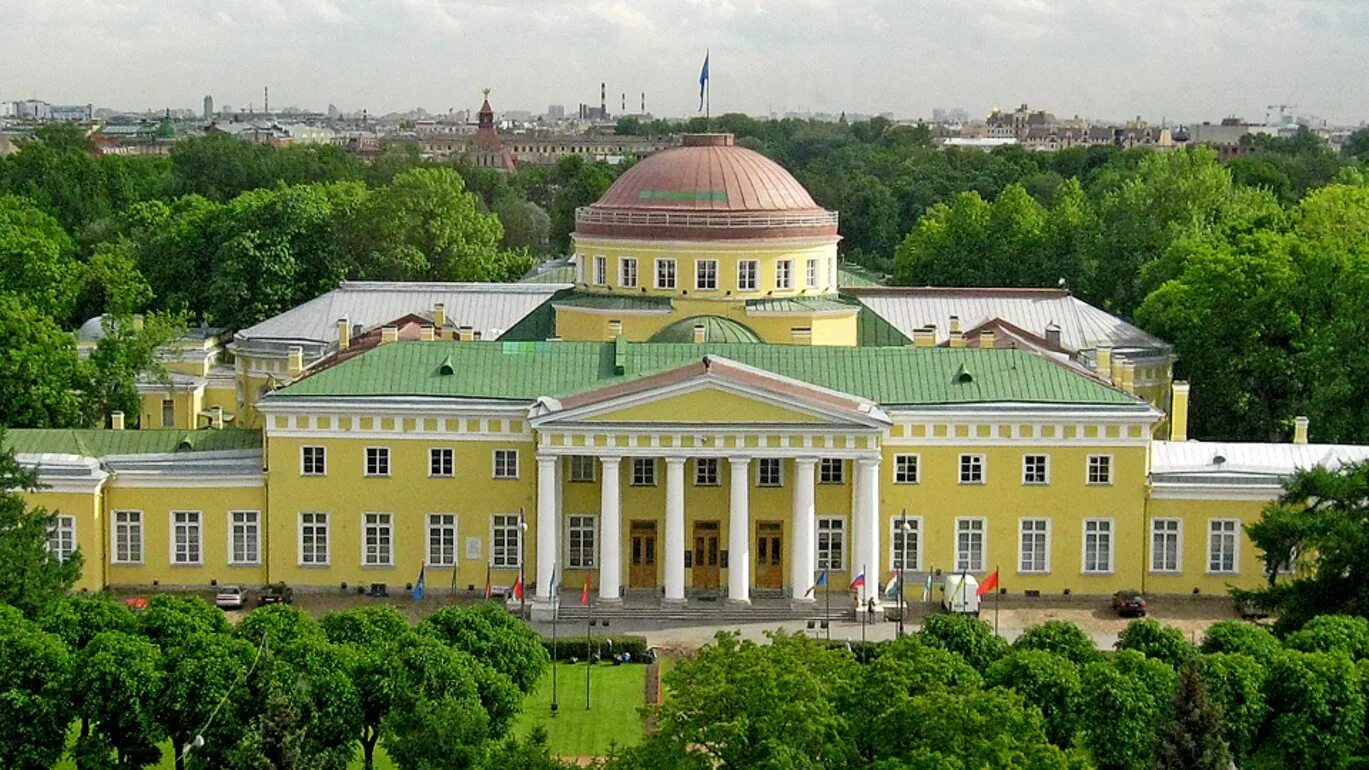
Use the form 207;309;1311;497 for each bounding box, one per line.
1;0;1367;125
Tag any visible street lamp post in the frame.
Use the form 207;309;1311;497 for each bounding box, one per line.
518;507;528;618
586;617;608;710
897;510;908;638
550;562;560;716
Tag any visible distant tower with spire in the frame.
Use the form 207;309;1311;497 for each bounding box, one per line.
468;88;516;172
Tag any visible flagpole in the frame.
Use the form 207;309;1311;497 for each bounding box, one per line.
824;570;831;640
897;510;906;638
706;49;710;120
550;561;559;716
860;562;867;645
518;506;527;618
994;564;1000;636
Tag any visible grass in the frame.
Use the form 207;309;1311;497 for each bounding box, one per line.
514;662;649;758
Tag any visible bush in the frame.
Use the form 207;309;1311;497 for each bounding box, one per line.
542;635;649;662
1116;618;1194;668
1199;621;1281;661
1013;620;1099;666
1264;651;1365;769
920;612;1008;669
1285;615;1369;660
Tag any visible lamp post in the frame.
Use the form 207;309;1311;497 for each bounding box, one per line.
518;507;528;618
897;510;909;638
550;562;560;716
586;617;608;710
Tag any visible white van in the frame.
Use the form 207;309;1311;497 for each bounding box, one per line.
942;574;981;615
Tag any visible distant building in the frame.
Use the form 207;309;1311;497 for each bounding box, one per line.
464;90;517;171
203;95;214;120
547;104;565;120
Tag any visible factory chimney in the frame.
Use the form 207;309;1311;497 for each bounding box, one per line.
600;82;606;117
264;86;269;114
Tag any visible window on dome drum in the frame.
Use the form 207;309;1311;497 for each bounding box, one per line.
956;518;985;572
47;515;75;564
569;455;596;483
491;514;521;568
890;517;921;571
1019;518;1049;573
738;260;758;291
893;454;920;484
776;259;793;289
1023;454;1049;485
114;510;142;564
695;458;720;486
365;447;390;477
632;458;657;486
817;517;845;571
695;259;718;290
1208;519;1239;573
1151;518;1181;573
959;454;985;484
231;511;260;565
619;257;638;288
493;449;519;479
567;515;596;568
429;448;454;477
301;446;326;476
593;255;607;286
819;458;844;484
806;258;819;288
299;512;329;565
655;258;677;289
1083;519;1113;573
757;457;782;487
364;513;393;566
1087;455;1113;485
428;514;457;567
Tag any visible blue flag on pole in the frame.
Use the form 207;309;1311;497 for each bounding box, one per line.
698;51;709;112
413;563;426;601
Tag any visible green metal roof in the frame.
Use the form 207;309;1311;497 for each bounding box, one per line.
649;316;763;344
497;290;567;341
857;305;913;347
550;292;674;312
745;295;857;313
520;263;576;284
838;262;886;288
4;429;263;457
272;340;1138;407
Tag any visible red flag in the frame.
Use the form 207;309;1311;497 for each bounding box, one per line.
976;568;1000;597
512;569;524;601
580;573;591;606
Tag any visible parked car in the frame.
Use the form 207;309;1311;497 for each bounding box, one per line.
1112;590;1148;617
257;583;294;607
215;585;246;610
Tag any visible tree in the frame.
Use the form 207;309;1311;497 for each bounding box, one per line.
156;632;256;770
1344;127;1369;160
0;606;73;770
380;635;494;770
0;194;82;321
321;606;411;770
1285;614;1369;660
919;612;1008;670
547;155;619;254
77;238;152;318
1011;620;1099;667
40;595;138;651
1263;651;1365;769
139;594;230;650
846;636;982;760
1115;618;1194;668
0;437;84;615
71;630;166;769
419;603;548;694
1080;650;1176;770
1153;659;1230;770
1199;620;1281;661
83;311;186;428
234;603;327;649
0;294;88;428
232;639;362;770
1198;652;1268;761
985;649;1083;747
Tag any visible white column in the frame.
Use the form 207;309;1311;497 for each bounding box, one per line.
791;457;818;602
535;455;559;602
728;457;751;604
854;457;882;607
599;457;622;602
664;457;687;602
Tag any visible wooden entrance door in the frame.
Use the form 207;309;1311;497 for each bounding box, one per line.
629;520;657;588
692;521;721;590
756;521;783;589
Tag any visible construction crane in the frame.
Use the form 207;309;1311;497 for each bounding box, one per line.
1265;104;1297;125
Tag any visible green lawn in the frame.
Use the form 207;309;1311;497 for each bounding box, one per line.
514;662;649;758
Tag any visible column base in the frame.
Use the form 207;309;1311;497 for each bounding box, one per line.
726;596;752;606
662;596;688;606
597;595;623;606
529;601;558;622
790;597;818;610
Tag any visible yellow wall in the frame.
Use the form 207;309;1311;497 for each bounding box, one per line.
28;489;104;591
554;302;858;346
105;484;268;588
1144;497;1268;595
139;388;202;429
570;236;840;298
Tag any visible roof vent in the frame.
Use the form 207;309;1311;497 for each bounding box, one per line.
952;364;974;384
438;355;455;376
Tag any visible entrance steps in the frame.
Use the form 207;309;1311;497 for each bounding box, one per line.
533;588;855;624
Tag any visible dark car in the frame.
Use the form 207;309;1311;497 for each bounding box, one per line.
1112;590;1147;617
256;583;294;607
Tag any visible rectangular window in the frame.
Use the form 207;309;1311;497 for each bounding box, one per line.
1019;518;1050;573
1151;518;1181;573
890;517;921;571
631;458;657;486
893;454;920;484
1023;454;1049;485
363;513;393;566
619;257;638;288
171;511;202;565
569;455;596;483
1083;519;1114;573
429;448;454;477
776;259;793;289
694;458;719;486
816;517;845;571
48;515;76;564
162;398;175;428
757;457;782;487
491;514;522;568
428;514;457;567
592;255;607;286
300;512;329;565
738;260;758;291
806;258;819;288
1208;519;1239;574
695;259;718;290
655;258;677;289
956;518;986;572
567;514;597;569
959;454;985;484
113;511;142;564
1087;455;1113;485
819;458;844;484
365;447;390;477
230;511;261;565
301;445;326;476
493;449;519;479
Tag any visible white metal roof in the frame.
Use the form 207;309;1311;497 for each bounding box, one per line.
1151;440;1369;480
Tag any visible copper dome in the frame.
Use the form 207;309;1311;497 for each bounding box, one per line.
575;133;838;241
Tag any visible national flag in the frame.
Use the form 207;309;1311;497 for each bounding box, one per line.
512;569;524;602
884;570;901;598
580;573;591;606
698;51;710;112
805;569;828;597
976;567;1000;597
413;563;426;601
849;570;866;590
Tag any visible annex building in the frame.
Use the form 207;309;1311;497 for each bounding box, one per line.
9;134;1348;608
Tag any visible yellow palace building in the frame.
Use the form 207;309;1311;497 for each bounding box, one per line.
9;134;1352;608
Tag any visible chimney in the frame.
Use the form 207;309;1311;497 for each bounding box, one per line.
692;323;707;344
380;326;399;344
1044;322;1062;348
458;325;474;341
1095;345;1113;382
978;329;996;349
607;319;623;339
288;346;304;376
948;315;966;348
420;325;435;342
1293;416;1310;445
791;326;813;345
601;82;606;116
110;411;125;431
432;303;446;329
1170;381;1190;441
211;406;224;430
337;317;350;352
913;326;936;347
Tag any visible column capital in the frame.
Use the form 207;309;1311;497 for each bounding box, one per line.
664;456;688;467
857;456;882;470
728;455;752;467
599;456;623;468
536;455;559;467
794;456;820;468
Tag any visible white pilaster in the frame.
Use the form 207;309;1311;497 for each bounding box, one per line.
664;457;687;603
855;457;882;607
728;456;751;604
791;457;818;602
599;457;622;602
536;455;559;602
